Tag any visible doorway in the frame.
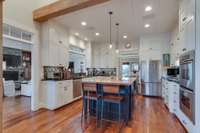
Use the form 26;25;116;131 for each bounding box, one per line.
2;25;33;127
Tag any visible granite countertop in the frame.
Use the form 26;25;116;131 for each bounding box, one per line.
162;76;179;84
82;76;136;86
41;79;73;81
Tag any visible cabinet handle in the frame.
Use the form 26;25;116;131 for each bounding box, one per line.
182;120;187;125
64;87;68;91
182;17;187;22
182;48;187;51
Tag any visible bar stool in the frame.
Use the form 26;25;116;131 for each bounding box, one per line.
81;83;97;126
99;84;124;131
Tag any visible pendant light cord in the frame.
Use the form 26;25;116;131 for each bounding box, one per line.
116;23;119;49
109;11;113;45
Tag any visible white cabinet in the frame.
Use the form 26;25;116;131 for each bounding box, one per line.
41;21;68;66
168;81;179;115
179;0;195;53
62;80;73;104
21;82;32;97
162;79;179;115
177;108;194;133
3;80;15;97
42;80;73;110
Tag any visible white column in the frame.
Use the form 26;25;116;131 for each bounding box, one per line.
31;24;41;111
195;0;200;132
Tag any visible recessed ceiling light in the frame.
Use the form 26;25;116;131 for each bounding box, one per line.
81;21;87;26
95;32;100;36
145;24;150;28
84;38;88;41
145;6;152;12
75;32;79;36
123;35;128;39
109;44;113;49
116;49;119;53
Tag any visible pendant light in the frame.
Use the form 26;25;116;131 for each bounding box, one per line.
115;23;119;53
109;11;113;49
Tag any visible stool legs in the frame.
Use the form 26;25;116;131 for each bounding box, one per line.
118;102;121;133
100;100;104;127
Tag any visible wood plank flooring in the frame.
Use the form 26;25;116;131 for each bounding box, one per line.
3;95;187;133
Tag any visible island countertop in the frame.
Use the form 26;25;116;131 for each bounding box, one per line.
81;76;136;86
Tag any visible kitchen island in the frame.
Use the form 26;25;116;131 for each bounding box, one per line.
82;76;136;125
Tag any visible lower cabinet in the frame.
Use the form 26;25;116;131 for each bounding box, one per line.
177;108;195;133
168;81;179;114
162;78;194;132
162;79;179;114
21;82;32;97
42;80;73;110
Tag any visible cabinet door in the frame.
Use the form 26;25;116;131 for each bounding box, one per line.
55;82;64;107
179;0;195;53
163;54;170;67
59;44;68;66
49;44;59;66
63;81;73;104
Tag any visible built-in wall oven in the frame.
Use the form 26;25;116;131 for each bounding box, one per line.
180;50;195;91
179;50;195;124
180;87;195;123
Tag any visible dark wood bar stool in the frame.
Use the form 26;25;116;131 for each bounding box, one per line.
99;84;124;130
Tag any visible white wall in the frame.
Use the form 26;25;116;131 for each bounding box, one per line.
139;33;171;61
91;41;139;68
37;0;58;8
3;0;42;111
3;0;38;32
85;42;92;68
91;42;118;68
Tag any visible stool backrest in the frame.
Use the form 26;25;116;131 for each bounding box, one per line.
82;83;120;95
82;83;96;92
103;85;119;94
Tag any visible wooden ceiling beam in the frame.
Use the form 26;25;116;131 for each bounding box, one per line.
33;0;111;22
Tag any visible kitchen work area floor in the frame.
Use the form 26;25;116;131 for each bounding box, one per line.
3;96;186;133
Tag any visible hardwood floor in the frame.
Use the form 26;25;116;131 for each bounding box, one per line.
3;95;187;133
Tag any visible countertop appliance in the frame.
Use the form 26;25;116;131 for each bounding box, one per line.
44;66;64;80
167;67;179;77
179;50;195;124
140;60;161;96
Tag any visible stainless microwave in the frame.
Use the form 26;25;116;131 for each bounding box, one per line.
167;68;179;77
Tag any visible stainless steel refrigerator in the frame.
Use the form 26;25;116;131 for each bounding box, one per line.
140;60;161;96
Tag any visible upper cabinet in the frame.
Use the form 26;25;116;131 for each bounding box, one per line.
179;0;195;53
163;54;170;67
41;21;69;66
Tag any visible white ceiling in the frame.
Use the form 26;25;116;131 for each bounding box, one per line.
54;0;179;44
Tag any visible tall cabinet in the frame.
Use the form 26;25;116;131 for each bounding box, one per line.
41;21;69;66
179;0;195;53
171;0;196;66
